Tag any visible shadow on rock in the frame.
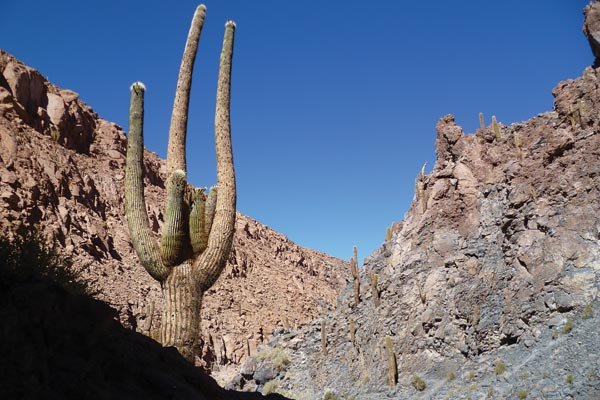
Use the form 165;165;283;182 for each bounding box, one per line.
0;281;290;400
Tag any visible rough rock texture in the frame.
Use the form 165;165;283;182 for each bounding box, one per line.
245;14;600;400
0;49;348;372
584;1;600;64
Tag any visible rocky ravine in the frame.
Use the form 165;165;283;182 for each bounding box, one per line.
240;7;600;400
0;49;348;372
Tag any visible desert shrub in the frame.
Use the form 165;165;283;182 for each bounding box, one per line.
562;320;573;334
262;380;278;395
517;389;528;399
0;229;89;294
582;303;593;319
256;347;290;371
566;373;574;386
411;375;426;391
494;360;507;375
446;371;455;381
322;389;339;400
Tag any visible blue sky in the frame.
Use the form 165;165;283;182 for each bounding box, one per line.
1;0;591;261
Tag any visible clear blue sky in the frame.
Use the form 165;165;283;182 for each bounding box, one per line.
1;0;591;261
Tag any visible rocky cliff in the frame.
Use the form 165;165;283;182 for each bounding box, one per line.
0;49;348;371
244;6;600;400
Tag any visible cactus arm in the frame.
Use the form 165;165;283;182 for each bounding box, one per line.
189;187;207;255
161;170;188;266
194;21;237;291
204;185;217;236
125;82;170;282
166;4;207;176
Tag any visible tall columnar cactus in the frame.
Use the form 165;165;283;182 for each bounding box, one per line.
492;115;501;141
479;112;485;130
125;5;237;361
370;272;380;308
385;336;398;386
350;246;360;307
321;320;328;355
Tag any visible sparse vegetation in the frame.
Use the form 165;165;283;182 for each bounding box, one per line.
322;389;339;400
562;319;574;334
446;371;456;381
517;389;528;399
494;360;507;375
411;375;426;391
0;229;90;294
262;380;278;395
566;373;574;386
520;371;530;380
467;370;477;381
256;348;290;371
582;303;593;319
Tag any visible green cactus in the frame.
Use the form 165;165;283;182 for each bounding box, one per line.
125;6;237;361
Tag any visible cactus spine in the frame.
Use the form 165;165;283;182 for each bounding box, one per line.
385;336;398;386
125;6;237;361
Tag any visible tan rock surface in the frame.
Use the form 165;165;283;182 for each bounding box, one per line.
0;49;348;369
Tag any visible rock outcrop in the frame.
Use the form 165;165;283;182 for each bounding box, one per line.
0;49;348;371
247;8;600;400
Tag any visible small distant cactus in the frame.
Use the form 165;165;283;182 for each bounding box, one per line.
514;131;523;160
385;226;392;241
349;318;357;347
385;336;397;386
577;99;586;128
492;116;501;141
321;320;328;355
415;162;427;213
479;112;485;130
350;246;360;307
370;272;380;308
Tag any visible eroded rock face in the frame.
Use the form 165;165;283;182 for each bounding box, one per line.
0;50;96;153
254;28;600;400
0;50;348;372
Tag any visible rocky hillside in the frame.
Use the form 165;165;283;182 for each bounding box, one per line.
240;6;600;400
0;49;348;370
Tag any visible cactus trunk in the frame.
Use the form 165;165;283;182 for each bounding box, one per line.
160;260;201;361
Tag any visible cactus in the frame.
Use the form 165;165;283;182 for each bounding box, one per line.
370;272;380;308
514;131;523;160
577;99;586;128
385;336;397;386
321;320;328;355
125;6;237;361
349;318;357;348
479;112;485;130
492;116;501;141
350;246;360;306
385;226;392;241
415;162;427;213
